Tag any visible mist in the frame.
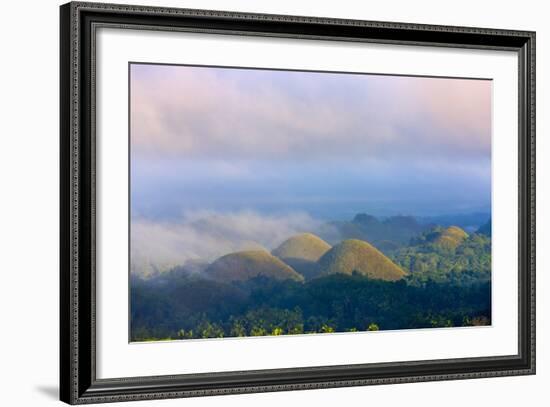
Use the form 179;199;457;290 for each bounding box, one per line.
130;210;337;276
129;65;492;277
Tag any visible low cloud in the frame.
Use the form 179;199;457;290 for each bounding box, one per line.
130;210;333;276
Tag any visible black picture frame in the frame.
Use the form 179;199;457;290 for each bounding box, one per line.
60;1;536;404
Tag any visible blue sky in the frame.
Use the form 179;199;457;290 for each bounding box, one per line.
130;63;492;221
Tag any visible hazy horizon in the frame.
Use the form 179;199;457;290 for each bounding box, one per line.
131;63;491;222
130;63;492;274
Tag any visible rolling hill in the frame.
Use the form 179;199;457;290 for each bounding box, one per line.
477;219;491;237
323;213;429;253
318;239;406;281
205;250;304;283
272;233;331;261
272;233;331;280
434;226;469;250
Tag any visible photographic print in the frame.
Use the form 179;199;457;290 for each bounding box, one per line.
129;63;492;342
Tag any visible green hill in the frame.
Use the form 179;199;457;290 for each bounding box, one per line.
272;233;331;261
205;250;304;283
271;233;332;280
318;239;406;281
434;226;469;250
323;213;429;253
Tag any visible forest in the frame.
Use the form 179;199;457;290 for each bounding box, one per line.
130;214;492;341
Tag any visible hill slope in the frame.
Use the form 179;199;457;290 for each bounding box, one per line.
272;233;331;261
477;219;491;237
205;250;304;283
318;239;406;281
434;226;469;249
323;213;429;253
272;233;331;280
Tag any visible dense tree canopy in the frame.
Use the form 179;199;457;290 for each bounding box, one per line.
131;273;490;341
130;222;492;342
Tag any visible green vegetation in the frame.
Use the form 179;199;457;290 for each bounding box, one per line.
318;239;407;281
327;214;429;252
272;233;331;262
131;273;491;341
433;226;469;250
272;233;332;280
392;228;491;286
204;250;304;282
130;216;492;342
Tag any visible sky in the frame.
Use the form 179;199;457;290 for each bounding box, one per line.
130;63;492;221
129;63;492;274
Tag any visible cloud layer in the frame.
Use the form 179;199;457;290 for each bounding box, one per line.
131;210;334;276
129;63;492;238
131;64;492;161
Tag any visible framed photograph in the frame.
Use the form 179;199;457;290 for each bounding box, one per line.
60;1;536;404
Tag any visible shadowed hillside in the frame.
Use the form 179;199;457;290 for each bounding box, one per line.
318;239;406;281
477;219;491;237
205;250;304;283
272;233;331;261
272;233;331;280
323;214;430;253
418;212;490;232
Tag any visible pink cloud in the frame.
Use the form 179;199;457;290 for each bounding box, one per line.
130;64;492;161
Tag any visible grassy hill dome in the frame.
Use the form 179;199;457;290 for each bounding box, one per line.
272;233;331;262
271;233;332;280
205;250;304;283
434;226;469;250
318;239;406;281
